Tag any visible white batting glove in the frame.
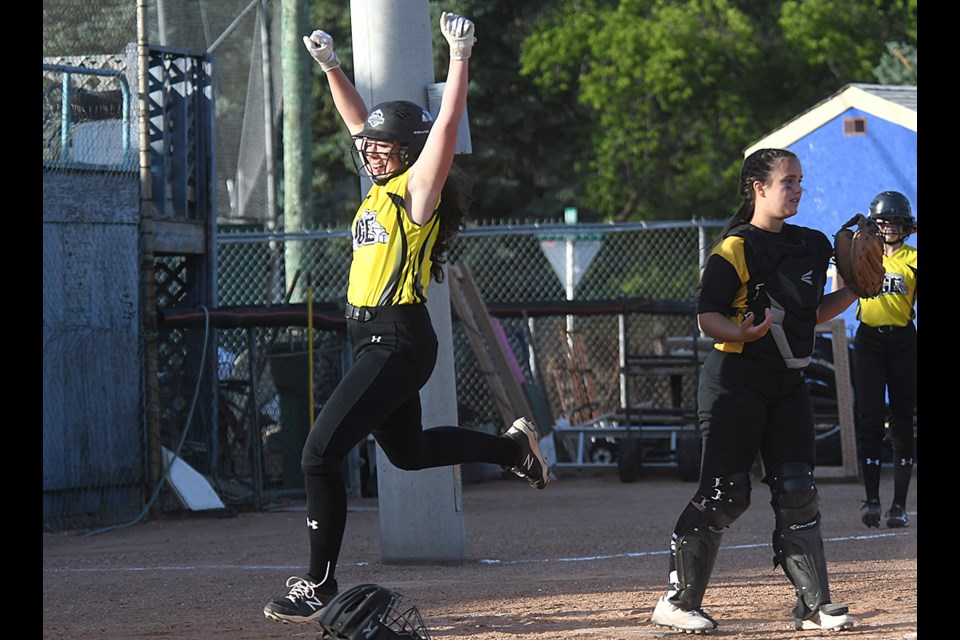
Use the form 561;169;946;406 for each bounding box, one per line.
440;11;476;61
302;29;341;72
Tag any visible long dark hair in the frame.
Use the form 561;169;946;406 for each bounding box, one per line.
694;148;797;297
430;163;471;283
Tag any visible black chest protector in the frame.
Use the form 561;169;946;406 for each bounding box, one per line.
731;224;833;369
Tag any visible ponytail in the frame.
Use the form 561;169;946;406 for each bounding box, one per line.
693;148;797;298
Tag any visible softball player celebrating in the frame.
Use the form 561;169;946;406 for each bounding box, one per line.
262;12;549;626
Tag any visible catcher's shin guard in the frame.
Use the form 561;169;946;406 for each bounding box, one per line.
666;473;750;610
668;518;722;611
766;462;832;620
662;515;717;609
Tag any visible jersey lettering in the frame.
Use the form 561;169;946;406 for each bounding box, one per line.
353;209;389;249
881;272;907;296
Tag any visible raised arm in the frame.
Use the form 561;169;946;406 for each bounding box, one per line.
405;11;475;224
303;29;368;135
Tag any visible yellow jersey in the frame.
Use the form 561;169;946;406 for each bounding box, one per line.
346;172;441;307
857;243;917;327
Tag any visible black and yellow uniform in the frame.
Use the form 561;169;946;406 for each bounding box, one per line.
695;223;832;473
702;223;832;370
346;173;439;307
664;223;843;622
299;172;519;590
853;243;917;513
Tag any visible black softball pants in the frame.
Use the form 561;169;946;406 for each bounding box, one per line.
695;349;816;486
853;322;917;504
298;303;517;587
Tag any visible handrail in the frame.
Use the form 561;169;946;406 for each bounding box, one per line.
42;62;133;168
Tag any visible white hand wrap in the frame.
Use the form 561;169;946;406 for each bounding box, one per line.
440;11;476;61
302;29;341;72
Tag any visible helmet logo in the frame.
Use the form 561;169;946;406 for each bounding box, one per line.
367;109;385;128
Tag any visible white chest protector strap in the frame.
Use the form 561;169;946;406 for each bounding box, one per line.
766;293;812;369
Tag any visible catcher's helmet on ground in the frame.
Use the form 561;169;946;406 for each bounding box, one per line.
352;101;433;185
318;583;432;640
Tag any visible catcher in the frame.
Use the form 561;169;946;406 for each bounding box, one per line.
650;148;860;634
832;191;917;530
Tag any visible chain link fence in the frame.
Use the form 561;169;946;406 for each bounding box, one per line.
44;0;284;533
198;220;723;507
43;1;278;219
43;0;727;531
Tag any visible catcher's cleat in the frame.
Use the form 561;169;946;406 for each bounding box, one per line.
859;499;881;528
795;603;855;631
651;595;717;634
504;417;550;490
263;576;338;624
885;503;909;528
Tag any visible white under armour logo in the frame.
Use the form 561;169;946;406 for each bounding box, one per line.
371;335;382;343
899;457;913;466
306;518;318;530
865;458;881;466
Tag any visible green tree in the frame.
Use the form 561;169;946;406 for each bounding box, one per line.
300;2;356;226
438;2;596;221
779;0;916;82
521;0;763;221
300;0;916;226
517;0;916;222
873;42;917;84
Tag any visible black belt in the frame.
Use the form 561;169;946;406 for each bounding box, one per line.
865;324;907;333
344;302;425;322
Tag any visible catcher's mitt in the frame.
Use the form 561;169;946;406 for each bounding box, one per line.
833;213;885;298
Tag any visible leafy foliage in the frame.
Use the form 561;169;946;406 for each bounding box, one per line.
43;0;915;225
874;42;917;84
291;0;917;225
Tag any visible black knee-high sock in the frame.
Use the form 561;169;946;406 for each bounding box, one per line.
305;472;347;590
860;448;882;502
892;454;914;507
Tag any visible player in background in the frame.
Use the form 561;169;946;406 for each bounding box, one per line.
262;11;549;626
832;191;917;529
650;148;859;634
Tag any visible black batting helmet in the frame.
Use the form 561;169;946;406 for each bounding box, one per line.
352;101;433;185
868;190;916;239
318;583;431;640
868;191;914;223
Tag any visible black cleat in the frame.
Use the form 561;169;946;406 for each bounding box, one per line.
885;503;909;528
504;417;550;490
859;499;881;528
263;576;337;624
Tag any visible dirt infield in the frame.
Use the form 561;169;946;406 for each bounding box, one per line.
43;468;916;640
